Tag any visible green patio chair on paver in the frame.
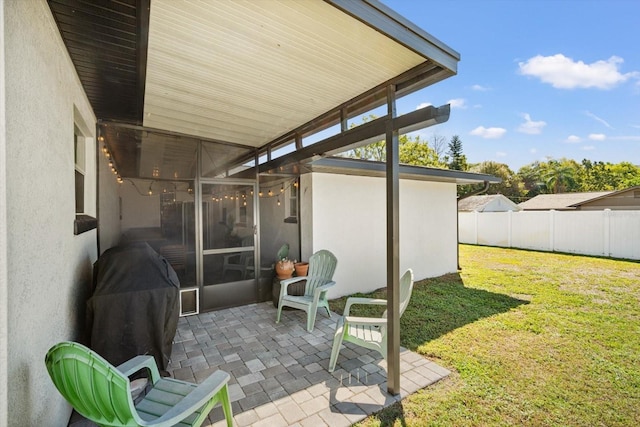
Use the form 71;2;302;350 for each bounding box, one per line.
45;341;233;427
328;268;414;372
276;249;337;332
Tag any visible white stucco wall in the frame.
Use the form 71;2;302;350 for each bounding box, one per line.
259;185;300;263
4;1;98;425
303;173;458;298
0;0;9;423
120;178;162;232
98;148;122;254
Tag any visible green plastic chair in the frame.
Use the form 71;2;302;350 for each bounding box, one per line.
328;269;414;372
45;342;233;427
276;249;337;332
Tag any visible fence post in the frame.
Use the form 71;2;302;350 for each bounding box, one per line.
549;210;555;252
507;210;513;247
603;209;611;257
474;210;479;245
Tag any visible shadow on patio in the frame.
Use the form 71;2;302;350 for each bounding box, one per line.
169;302;450;427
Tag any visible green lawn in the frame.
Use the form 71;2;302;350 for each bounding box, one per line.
329;244;640;426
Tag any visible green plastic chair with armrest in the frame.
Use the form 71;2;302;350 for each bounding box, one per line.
276;249;337;332
45;341;233;427
328;268;414;372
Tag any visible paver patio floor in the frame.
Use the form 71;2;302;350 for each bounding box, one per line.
168;301;450;427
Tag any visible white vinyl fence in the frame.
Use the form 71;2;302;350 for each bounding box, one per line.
459;210;640;260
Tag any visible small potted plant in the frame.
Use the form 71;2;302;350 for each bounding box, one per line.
294;261;309;276
275;257;294;279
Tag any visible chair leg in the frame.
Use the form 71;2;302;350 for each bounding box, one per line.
307;307;317;332
220;383;234;427
276;302;283;324
328;321;345;372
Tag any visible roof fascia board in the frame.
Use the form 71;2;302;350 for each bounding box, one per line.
257;104;451;174
325;0;460;73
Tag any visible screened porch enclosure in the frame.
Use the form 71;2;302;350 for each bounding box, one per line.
108;124;302;313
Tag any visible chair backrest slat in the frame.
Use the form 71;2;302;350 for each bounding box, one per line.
381;269;414;333
304;250;337;296
45;342;139;426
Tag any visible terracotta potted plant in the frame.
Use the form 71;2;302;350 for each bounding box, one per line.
275;258;294;279
294;261;309;277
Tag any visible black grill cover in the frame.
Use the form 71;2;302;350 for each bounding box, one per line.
87;242;180;372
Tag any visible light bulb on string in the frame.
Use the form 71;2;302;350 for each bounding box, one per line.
280;184;284;193
258;190;263;197
277;197;281;206
268;190;273;197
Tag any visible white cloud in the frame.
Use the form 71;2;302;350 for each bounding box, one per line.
584;111;613;129
530;148;538;154
470;126;507;139
582;145;596;151
588;133;607;141
610;135;640;141
518;54;640;89
416;102;432;110
496;151;507;157
630;124;640;129
471;84;490;91
517;113;547;134
448;98;467;109
565;135;582;143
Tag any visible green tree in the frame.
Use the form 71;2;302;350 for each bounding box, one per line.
399;134;447;167
517;161;546;197
447;135;467;170
541;158;579;193
468;161;522;200
340;116;445;168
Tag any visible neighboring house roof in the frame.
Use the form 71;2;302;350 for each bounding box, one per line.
458;194;520;212
569;186;640;210
518;191;612;210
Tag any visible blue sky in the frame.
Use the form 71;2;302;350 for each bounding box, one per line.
381;0;640;171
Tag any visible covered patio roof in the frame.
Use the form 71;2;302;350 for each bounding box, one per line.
47;0;462;397
48;0;460;174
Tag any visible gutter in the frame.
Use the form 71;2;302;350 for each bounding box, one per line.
456;180;491;270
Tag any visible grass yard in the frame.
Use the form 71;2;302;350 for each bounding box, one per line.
329;244;640;426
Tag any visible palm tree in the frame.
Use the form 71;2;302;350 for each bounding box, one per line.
542;159;577;193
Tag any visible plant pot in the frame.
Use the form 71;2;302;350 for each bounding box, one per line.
294;262;309;277
275;260;294;279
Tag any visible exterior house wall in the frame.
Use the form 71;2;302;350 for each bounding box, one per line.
259;187;300;265
3;1;98;425
577;190;640;210
1;0;9;422
302;172;458;298
120;179;162;232
97;149;121;254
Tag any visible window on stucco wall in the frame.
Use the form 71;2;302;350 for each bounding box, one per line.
74;125;85;214
284;180;298;223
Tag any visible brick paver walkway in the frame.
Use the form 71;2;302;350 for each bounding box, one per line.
169;302;450;427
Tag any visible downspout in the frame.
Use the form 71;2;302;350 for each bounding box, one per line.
456;180;490;270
